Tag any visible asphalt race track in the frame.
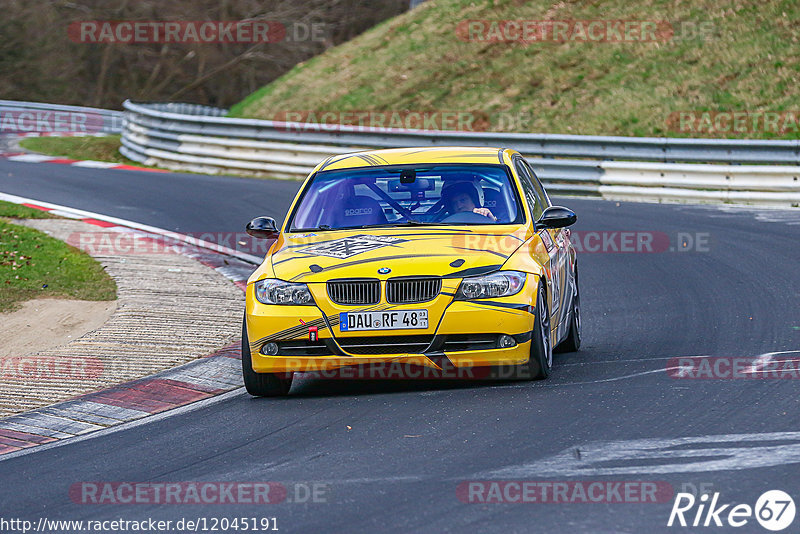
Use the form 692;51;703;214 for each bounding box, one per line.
1;161;799;533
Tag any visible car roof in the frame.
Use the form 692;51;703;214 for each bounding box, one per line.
314;147;517;172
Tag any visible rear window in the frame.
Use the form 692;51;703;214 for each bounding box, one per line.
288;164;524;231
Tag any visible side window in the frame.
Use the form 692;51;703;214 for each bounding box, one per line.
523;160;551;209
514;158;544;220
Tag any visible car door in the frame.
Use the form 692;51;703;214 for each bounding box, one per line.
515;157;570;335
523;159;577;340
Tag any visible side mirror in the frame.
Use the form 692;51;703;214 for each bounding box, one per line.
246;216;279;239
536;206;576;229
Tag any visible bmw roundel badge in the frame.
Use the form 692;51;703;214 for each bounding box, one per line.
378;267;391;274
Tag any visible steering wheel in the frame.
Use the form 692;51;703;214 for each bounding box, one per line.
439;211;494;224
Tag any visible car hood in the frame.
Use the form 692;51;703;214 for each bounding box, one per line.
268;227;530;283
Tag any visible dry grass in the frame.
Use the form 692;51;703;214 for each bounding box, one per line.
229;0;800;139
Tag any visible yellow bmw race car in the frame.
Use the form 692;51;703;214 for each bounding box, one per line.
242;147;580;396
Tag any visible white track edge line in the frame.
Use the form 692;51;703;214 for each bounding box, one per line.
0;191;263;265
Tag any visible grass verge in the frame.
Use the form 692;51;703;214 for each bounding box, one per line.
19;134;298;180
0;200;55;220
18;135;162;170
0;201;117;313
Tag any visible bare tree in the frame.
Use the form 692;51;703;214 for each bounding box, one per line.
0;0;408;109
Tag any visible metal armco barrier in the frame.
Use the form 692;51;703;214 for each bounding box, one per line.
0;100;123;135
599;161;800;206
119;100;800;206
5;100;799;206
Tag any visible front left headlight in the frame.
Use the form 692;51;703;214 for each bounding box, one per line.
456;271;527;300
254;278;314;305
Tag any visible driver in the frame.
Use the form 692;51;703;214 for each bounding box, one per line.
441;181;496;221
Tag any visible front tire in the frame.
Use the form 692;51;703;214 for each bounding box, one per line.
241;316;293;397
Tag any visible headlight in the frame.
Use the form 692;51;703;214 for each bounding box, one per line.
254;279;314;305
456;271;526;300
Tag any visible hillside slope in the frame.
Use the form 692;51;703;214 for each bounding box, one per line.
229;0;800;138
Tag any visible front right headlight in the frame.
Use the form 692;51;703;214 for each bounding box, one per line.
254;279;314;305
455;271;526;300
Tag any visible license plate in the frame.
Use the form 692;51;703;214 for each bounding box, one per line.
339;310;428;331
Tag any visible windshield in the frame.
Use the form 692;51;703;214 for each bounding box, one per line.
288;164;524;231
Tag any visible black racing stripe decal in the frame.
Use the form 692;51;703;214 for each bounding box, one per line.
462;303;526;316
249;317;332;351
472;300;529;311
450;246;509;260
443;264;502;278
319;154;352;171
317;155;335;172
429;153;498;159
365;154;384;165
463;300;533;315
251;317;329;342
490;233;525;243
357;155;378;166
277;241;338;251
399;148;441;155
250;301;397;352
272;254;313;266
424;353;452;370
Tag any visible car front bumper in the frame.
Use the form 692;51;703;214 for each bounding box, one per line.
245;277;539;374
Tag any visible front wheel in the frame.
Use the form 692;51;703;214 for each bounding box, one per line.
241;316;293;397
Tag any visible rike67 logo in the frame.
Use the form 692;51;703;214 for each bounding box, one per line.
668;490;795;531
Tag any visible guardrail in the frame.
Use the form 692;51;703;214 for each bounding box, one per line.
4;100;797;206
120;100;800;206
0;100;123;135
